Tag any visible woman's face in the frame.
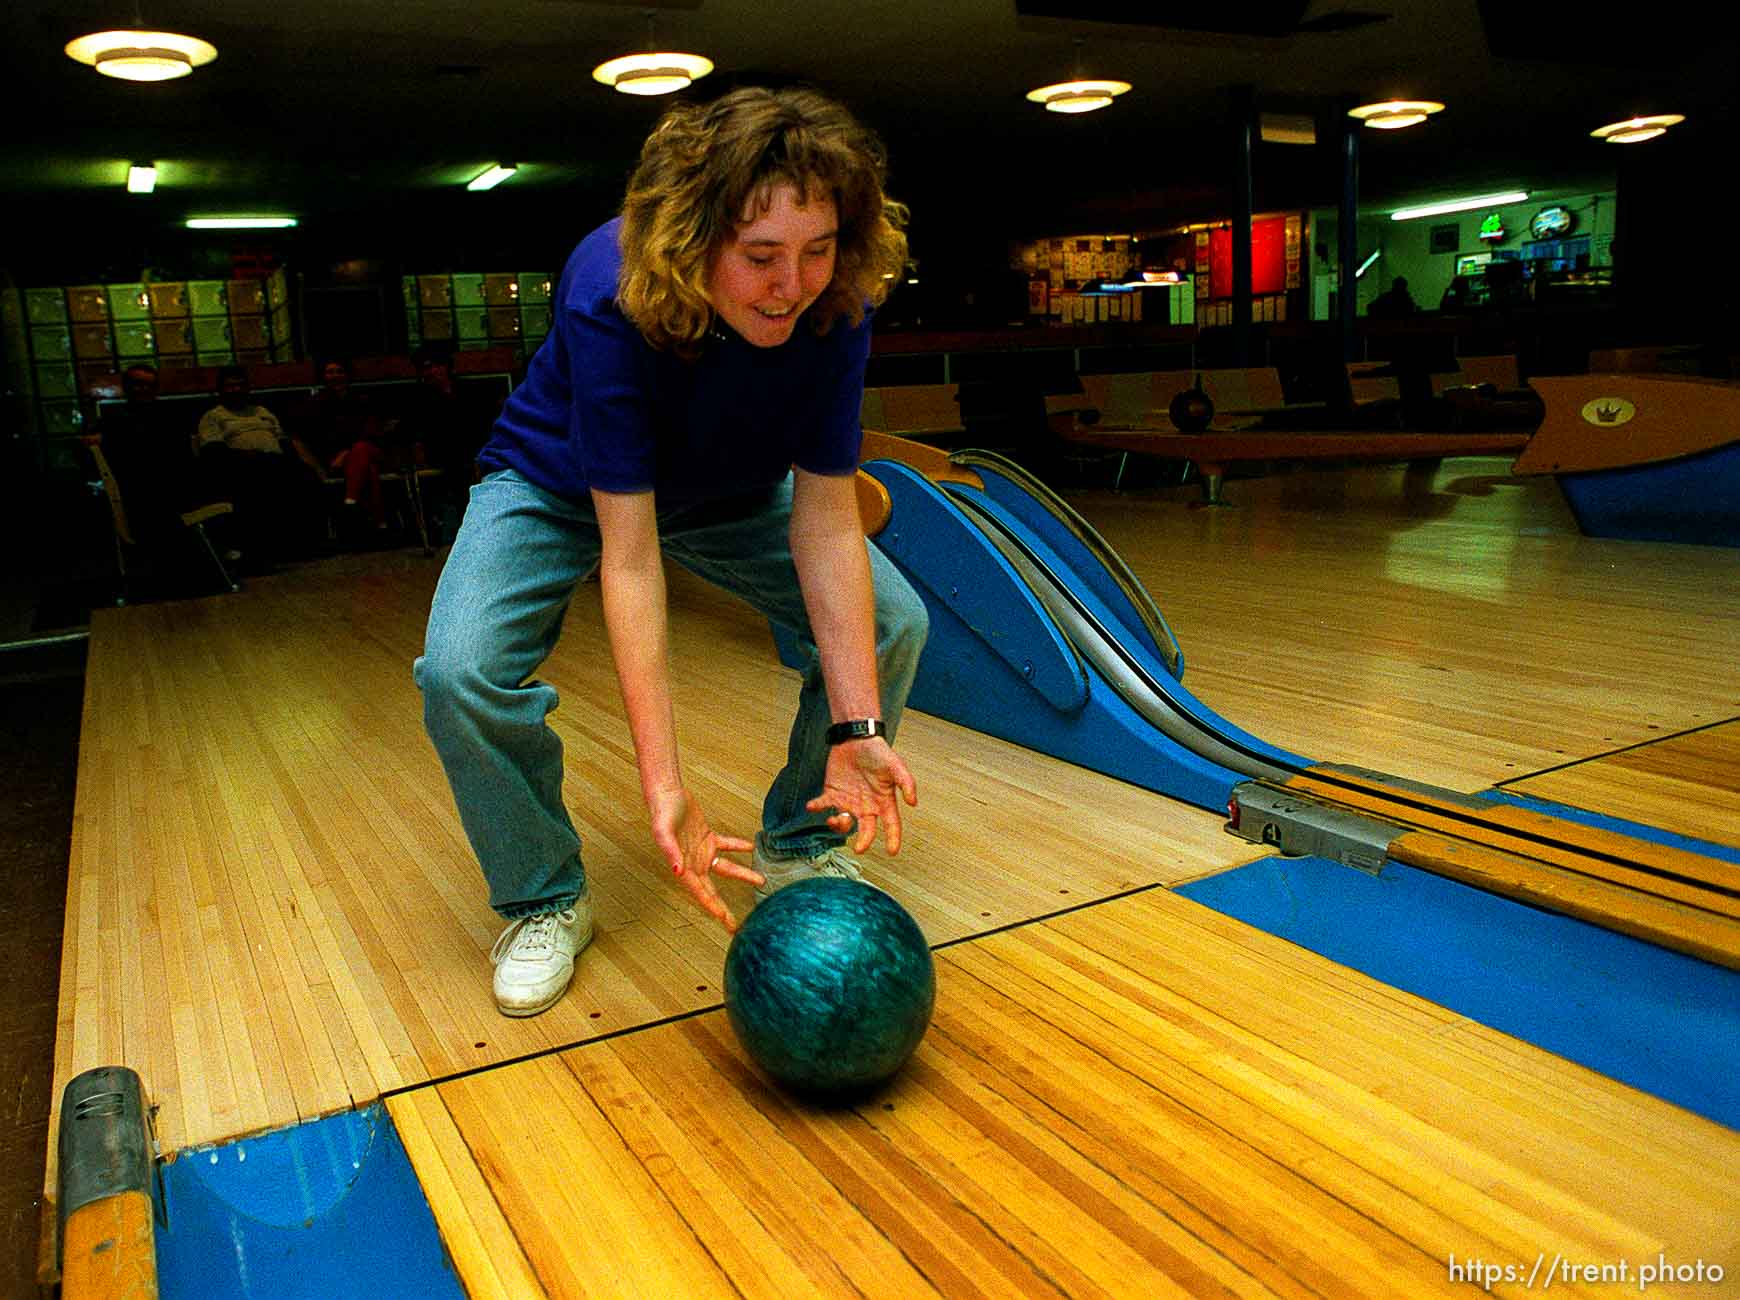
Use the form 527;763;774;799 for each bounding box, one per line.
706;181;837;348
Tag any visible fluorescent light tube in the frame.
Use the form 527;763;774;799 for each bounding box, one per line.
467;164;516;192
185;217;298;229
1391;191;1528;221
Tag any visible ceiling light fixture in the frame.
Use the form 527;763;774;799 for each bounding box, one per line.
126;163;157;193
185;217;298;230
1389;191;1528;221
65;29;217;82
1027;37;1130;115
466;163;517;192
1026;80;1131;114
1591;113;1684;144
592;9;713;96
1348;99;1445;130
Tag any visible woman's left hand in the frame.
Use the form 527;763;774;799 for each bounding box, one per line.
806;738;918;855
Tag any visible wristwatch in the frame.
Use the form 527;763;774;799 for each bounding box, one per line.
826;718;887;745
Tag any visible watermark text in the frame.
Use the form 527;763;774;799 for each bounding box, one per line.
1447;1253;1726;1292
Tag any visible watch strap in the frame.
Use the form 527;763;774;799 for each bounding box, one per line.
825;718;887;745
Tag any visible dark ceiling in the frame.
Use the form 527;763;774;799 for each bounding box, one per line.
2;0;1734;257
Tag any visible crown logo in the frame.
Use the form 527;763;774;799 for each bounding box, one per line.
1580;396;1635;428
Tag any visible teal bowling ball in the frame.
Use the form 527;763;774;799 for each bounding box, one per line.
724;878;935;1098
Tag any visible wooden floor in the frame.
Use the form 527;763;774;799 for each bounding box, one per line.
1072;461;1740;792
49;453;1740;1294
1507;722;1740;848
394;889;1740;1299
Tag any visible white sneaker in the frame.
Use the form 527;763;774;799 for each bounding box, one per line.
752;841;868;900
490;894;594;1017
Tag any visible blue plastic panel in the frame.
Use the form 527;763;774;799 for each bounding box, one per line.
966;464;1184;675
945;478;1301;772
156;1104;463;1299
1180;856;1740;1129
867;461;1088;714
860;461;1307;811
1556;442;1740;547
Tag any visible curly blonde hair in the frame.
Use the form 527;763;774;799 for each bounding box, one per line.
617;86;909;354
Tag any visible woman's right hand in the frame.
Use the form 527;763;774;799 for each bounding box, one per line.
647;786;763;931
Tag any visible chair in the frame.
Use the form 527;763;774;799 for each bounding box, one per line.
88;443;240;605
321;463;444;556
388;464;443;556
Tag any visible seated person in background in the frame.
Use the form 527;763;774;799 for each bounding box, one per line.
297;357;393;539
95;363;203;545
195;365;324;567
1367;276;1418;318
197;364;291;456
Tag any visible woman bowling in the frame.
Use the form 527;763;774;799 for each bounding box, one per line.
416;86;929;1017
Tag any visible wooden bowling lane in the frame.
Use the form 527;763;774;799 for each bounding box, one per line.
389;888;1740;1299
1068;459;1740;794
1503;721;1740;850
48;453;1740;1239
48;549;1245;1186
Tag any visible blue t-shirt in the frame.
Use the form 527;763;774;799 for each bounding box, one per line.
478;217;870;505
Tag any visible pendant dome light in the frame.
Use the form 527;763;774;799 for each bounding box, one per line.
66;2;215;83
1347;100;1445;131
1591;114;1685;144
1026;38;1130;115
65;27;217;81
592;8;713;97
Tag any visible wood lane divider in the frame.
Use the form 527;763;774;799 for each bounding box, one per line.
1515;374;1740;475
1388;830;1740;972
60;1191;157;1300
853;471;893;537
1275;770;1740;969
1285;770;1740;912
53;1066;159;1298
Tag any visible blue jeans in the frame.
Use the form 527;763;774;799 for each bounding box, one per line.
414;469;929;919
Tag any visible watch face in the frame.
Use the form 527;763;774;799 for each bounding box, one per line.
1530;206;1574;239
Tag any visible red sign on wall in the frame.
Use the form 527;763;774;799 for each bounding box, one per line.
1206;217;1288;299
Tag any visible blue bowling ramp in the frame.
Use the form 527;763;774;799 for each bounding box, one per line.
1180;855;1740;1130
155;1103;463;1299
774;448;1309;813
